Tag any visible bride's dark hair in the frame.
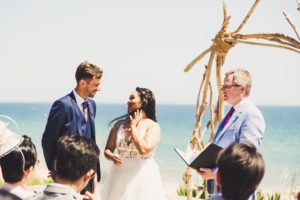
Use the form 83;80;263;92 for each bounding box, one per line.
109;87;157;126
136;87;157;122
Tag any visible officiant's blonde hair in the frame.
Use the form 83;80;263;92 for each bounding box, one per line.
225;68;252;96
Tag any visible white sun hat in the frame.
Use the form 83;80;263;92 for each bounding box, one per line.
0;120;24;158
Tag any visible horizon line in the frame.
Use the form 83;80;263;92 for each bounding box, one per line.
0;102;299;107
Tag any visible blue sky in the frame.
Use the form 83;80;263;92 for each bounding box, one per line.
0;0;299;105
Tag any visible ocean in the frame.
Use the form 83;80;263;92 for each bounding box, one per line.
0;103;299;191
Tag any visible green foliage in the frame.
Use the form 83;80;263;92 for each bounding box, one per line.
257;191;264;200
192;189;197;197
27;178;53;186
178;185;286;200
268;192;281;200
0;177;52;186
199;190;206;199
177;185;188;196
177;185;209;199
257;191;282;200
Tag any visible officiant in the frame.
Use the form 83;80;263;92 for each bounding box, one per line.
198;68;266;196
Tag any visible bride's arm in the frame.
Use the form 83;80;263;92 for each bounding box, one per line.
130;111;161;155
104;122;123;165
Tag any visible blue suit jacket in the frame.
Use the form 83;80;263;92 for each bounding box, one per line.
42;91;99;174
213;98;265;150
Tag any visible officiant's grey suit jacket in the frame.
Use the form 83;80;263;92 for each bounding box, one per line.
213;98;265;150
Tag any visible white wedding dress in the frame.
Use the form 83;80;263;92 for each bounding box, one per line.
101;123;166;200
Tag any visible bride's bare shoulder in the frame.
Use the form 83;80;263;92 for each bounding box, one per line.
146;119;160;129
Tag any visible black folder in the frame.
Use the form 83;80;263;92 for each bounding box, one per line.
174;143;223;170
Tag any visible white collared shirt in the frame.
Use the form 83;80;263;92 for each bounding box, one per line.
233;97;250;112
73;89;87;114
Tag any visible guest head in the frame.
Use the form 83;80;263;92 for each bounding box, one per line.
127;87;157;122
0;122;37;186
75;61;103;99
222;68;252;105
216;142;265;200
55;135;100;192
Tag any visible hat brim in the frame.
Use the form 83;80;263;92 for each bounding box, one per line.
0;129;24;158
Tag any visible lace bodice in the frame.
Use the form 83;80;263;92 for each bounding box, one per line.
116;124;154;159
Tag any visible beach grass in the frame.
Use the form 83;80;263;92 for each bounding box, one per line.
176;184;210;199
0;177;52;187
257;191;281;200
175;183;300;200
27;178;53;186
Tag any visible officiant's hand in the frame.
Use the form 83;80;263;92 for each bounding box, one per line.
112;154;123;166
197;168;215;180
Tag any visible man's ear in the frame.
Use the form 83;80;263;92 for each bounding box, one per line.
24;166;34;175
24;166;34;176
240;85;246;94
79;79;86;87
83;169;94;181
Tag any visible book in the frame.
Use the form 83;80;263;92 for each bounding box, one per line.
174;143;223;170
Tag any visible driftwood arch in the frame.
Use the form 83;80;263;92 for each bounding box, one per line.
182;0;300;199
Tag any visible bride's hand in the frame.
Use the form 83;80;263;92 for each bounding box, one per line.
111;154;123;166
130;109;143;127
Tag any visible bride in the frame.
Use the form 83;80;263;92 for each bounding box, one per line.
101;87;166;200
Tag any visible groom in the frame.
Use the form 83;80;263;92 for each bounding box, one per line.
42;61;103;192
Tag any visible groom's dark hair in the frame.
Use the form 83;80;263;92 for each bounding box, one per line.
56;135;99;181
75;61;103;83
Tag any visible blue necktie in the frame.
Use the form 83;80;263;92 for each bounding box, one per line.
82;101;88;121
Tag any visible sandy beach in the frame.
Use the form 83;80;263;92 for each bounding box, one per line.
3;164;297;200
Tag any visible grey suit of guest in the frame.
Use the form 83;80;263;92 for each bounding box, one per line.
213;97;265;150
29;184;82;200
0;189;21;200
